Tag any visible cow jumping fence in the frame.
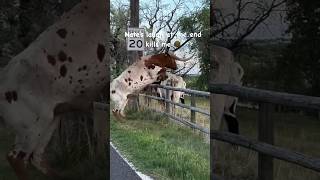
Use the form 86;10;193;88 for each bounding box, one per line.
136;83;320;180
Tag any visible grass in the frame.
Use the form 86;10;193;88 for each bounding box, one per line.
110;109;210;180
139;96;210;129
138;95;320;179
215;107;320;180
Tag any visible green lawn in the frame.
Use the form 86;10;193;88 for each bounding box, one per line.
111;110;210;180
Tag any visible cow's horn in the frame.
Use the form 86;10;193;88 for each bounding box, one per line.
168;52;193;61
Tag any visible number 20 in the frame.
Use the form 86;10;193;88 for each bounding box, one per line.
129;40;143;48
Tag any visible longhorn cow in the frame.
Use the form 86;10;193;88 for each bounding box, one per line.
110;52;192;119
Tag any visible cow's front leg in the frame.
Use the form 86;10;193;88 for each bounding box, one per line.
6;150;29;180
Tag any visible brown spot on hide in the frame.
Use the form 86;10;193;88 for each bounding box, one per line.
84;5;88;9
5;92;12;103
58;51;67;62
97;44;106;62
56;28;67;39
97;71;100;75
71;31;75;35
47;55;56;66
63;43;67;47
145;53;178;70
82;65;87;70
128;78;132;81
129;82;131;86
68;57;72;62
125;79;128;82
17;151;26;160
128;70;131;73
78;79;83;84
85;73;89;76
80;90;85;94
12;91;17;101
111;90;116;94
60;65;67;77
140;75;143;81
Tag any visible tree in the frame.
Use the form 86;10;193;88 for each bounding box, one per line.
277;0;320;96
179;0;287;90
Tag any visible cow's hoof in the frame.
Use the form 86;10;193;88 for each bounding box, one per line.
112;110;125;122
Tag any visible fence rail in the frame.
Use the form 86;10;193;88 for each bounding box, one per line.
143;83;320;178
209;83;320;178
139;94;210;116
210;130;320;171
209;83;320;110
148;84;210;97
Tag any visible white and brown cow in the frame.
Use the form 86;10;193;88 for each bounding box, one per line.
0;0;107;179
211;45;244;134
110;52;191;119
156;73;187;111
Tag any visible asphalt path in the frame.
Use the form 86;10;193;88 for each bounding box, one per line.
110;144;142;180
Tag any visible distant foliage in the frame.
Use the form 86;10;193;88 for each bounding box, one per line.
180;1;210;91
276;1;320;96
0;0;80;67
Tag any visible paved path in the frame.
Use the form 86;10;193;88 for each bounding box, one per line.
110;144;142;180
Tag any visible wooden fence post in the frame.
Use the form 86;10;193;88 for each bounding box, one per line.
166;88;171;114
258;102;274;180
93;102;108;158
191;94;196;125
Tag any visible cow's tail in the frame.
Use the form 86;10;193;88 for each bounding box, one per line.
223;113;239;134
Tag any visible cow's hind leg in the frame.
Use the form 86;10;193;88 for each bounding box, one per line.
118;98;128;118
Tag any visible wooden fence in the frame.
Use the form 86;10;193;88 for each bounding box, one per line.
140;84;210;134
139;83;320;179
209;83;320;180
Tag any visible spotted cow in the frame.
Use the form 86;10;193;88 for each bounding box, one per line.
211;45;244;135
0;0;107;179
156;73;187;111
110;52;192;119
